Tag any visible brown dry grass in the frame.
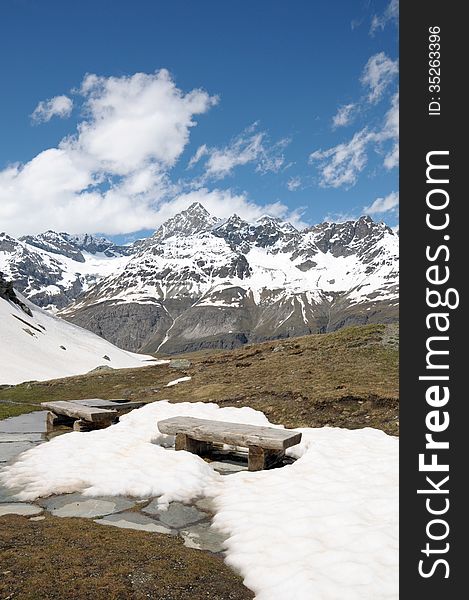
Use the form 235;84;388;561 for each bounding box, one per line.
0;514;253;599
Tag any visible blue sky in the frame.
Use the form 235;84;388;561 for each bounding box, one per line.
0;0;398;241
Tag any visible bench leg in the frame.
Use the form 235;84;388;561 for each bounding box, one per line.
73;419;91;432
46;411;74;431
175;433;212;456
46;411;59;432
248;447;285;471
73;418;115;432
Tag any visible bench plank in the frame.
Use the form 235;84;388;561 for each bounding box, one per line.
72;399;146;410
158;417;302;451
41;401;117;424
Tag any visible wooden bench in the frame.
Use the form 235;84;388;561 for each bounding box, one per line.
41;399;146;431
157;416;302;471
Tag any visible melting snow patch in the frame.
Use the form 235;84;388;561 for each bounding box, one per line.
0;401;398;599
166;376;192;387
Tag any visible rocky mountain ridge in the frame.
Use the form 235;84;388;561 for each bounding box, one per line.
58;203;399;353
0;231;132;310
1;203;398;353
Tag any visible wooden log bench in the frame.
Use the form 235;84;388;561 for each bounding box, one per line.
41;399;146;431
157;416;302;471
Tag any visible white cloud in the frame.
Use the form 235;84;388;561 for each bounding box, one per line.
192;125;289;180
332;103;356;128
310;128;375;188
364;191;399;215
361;52;398;104
0;70;304;236
287;176;302;191
187;144;208;168
71;69;218;176
31;95;73;123
311;91;399;187
381;92;399;168
384;145;399;170
0;70;219;236
370;0;399;35
330;51;396;138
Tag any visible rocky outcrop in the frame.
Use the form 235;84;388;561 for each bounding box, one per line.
0;272;32;316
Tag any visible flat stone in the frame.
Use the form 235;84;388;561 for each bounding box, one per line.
39;493;136;518
0;433;43;442
0;503;43;516
180;522;228;553
0;441;37;463
195;497;217;513
168;359;191;370
143;501;207;528
95;512;173;534
0;411;49;433
209;460;247;474
30;515;46;521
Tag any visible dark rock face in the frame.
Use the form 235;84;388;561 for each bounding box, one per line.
67;301;173;353
213;214;299;252
0;272;32;316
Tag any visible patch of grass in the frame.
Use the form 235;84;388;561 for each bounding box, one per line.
0;402;42;420
0;324;398;434
0;514;253;600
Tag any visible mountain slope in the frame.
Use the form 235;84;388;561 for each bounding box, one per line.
0;274;155;385
61;203;398;353
0;231;132;310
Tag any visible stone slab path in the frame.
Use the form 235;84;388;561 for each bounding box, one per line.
0;412;49;465
0;411;243;554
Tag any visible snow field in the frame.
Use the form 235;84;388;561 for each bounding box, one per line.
0;401;398;599
0;294;157;385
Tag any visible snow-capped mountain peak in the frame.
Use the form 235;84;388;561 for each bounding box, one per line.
305;216;394;258
152;202;219;242
20;231;131;259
